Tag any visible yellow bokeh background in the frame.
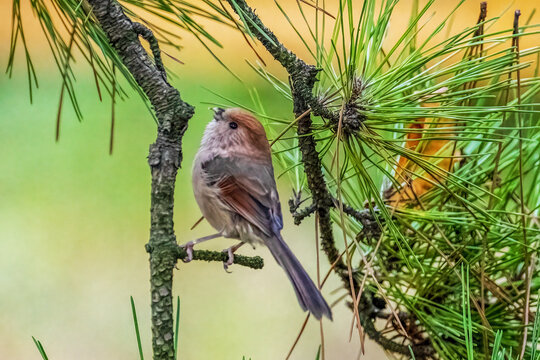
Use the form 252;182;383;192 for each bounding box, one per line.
0;1;537;359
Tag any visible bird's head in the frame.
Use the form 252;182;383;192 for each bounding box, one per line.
201;108;271;160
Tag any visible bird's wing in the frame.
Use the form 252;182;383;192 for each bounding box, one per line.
201;156;283;237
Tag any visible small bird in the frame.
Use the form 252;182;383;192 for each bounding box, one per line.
187;107;332;320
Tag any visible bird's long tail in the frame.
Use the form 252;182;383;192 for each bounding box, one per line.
266;233;333;320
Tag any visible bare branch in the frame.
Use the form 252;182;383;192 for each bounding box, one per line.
291;203;317;225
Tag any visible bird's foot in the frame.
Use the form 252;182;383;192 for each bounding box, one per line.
221;242;245;273
180;241;195;263
222;247;235;273
178;233;222;264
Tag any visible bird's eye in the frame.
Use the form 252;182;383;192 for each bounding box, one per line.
229;122;238;129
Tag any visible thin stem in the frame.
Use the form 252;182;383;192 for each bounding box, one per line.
109;64;116;155
514;9;530;360
176;247;264;269
56;20;77;142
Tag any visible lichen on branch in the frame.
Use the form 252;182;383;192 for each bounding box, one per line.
176;247;264;269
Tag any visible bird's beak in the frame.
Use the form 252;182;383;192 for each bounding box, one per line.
212;107;225;121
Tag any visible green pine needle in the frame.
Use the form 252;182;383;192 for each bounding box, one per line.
130;296;145;360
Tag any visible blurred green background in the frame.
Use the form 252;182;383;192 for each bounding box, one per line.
0;0;537;359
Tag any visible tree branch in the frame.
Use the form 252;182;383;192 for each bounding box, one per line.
357;290;435;358
290;194;380;233
336;200;382;239
291;204;317;225
175;247;264;269
88;1;193;358
132;22;168;81
226;0;434;357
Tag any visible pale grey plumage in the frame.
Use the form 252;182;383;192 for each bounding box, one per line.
192;108;332;320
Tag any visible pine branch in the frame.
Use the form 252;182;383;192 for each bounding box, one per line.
132;22;168;81
87;1;194;358
225;0;433;357
289;195;380;237
291;203;317;225
175;247;264;269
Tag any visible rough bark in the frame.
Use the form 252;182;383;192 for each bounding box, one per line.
88;1;192;358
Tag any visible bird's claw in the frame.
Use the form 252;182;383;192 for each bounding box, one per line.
180;241;194;263
222;247;235;273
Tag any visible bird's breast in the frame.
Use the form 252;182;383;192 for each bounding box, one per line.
192;156;232;235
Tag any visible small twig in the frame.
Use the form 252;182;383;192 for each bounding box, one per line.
358;292;435;358
315;212;326;360
290;193;378;230
338;201;378;224
190;216;204;230
175;247;264;270
132;22;167;81
285;314;310;360
109;64;116;155
291;203;317;224
475;2;487;37
298;0;336;19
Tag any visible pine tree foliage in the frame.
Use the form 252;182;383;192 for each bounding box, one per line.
226;1;540;358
